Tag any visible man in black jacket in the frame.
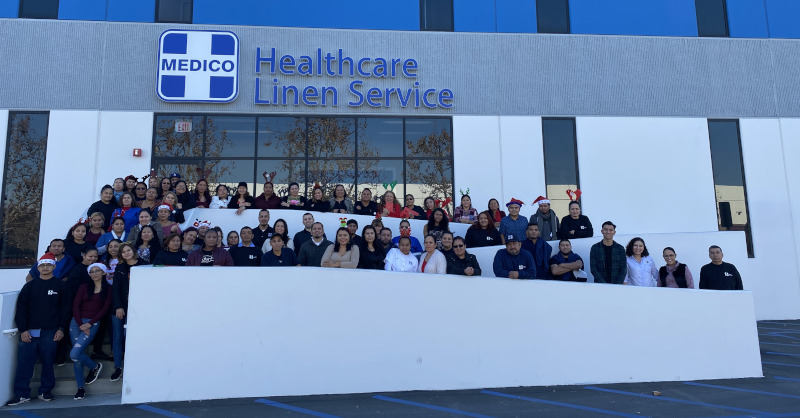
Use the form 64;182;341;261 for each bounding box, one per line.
229;227;263;267
6;253;69;406
699;245;744;290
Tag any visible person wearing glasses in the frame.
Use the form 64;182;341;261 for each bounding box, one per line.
402;194;426;220
659;247;695;288
446;237;482;276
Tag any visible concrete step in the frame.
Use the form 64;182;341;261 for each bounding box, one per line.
31;359;122;396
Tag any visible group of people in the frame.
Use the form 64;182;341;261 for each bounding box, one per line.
6;174;745;406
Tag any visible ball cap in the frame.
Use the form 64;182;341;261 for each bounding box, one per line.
37;252;56;266
505;234;521;243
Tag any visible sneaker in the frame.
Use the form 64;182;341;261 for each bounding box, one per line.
38;392;54;402
5;396;30;406
85;363;102;385
91;351;111;361
110;367;123;381
56;360;67;367
73;388;85;400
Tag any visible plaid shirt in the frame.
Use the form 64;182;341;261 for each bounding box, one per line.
590;241;627;284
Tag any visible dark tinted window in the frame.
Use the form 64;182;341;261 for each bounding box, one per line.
156;0;193;24
19;0;59;19
542;118;579;218
708;119;753;257
420;0;454;31
1;113;49;267
153;115;453;207
537;0;570;34
696;0;729;37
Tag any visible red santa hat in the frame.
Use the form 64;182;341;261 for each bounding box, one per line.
157;203;173;212
506;198;524;208
533;196;550;205
38;253;56;266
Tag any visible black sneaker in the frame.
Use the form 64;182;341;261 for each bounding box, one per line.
110;367;123;381
74;388;85;400
85;363;102;385
91;351;111;361
5;396;30;406
38;392;54;402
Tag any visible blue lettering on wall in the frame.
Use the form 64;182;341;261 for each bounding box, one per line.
253;48;452;109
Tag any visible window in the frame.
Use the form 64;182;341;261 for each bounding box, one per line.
695;0;729;37
708;119;753;257
1;112;49;267
156;0;192;24
152;115;453;210
19;0;59;19
537;0;570;34
541;118;579;219
420;0;454;31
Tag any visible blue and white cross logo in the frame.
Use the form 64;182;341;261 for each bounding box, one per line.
157;30;239;103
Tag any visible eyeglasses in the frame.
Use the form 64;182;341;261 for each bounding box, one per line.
453;244;465;248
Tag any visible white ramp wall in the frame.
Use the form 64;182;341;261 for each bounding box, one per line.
122;266;762;404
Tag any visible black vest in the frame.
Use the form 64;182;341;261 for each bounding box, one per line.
659;263;688;288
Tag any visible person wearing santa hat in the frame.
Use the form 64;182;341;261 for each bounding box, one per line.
6;253;69;406
25;239;75;283
499;198;528;245
529;196;559;242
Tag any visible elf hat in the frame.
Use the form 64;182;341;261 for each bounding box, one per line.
38;253;56;266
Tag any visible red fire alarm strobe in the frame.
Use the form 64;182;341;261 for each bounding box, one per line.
133;149;142;157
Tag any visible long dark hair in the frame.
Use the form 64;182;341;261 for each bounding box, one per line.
469;210;497;232
333;227;353;252
134;225;157;248
273;219;290;244
86;265;110;301
426;207;450;232
66;223;87;243
359;225;384;255
193;179;211;202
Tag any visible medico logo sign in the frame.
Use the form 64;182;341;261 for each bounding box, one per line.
157;30;239;103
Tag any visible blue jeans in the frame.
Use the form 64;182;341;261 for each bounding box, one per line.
112;314;127;369
14;328;57;397
69;318;100;388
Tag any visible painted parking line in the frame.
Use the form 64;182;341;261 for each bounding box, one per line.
761;321;800;328
584;386;771;415
760;342;800;347
766;351;800;357
255;399;341;418
775;376;800;383
763;362;800;368
481;390;642;418
684;381;800;400
136;405;193;417
9;411;44;418
374;395;494;418
758;327;800;333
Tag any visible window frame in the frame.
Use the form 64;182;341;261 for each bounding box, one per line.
536;0;571;34
707;118;754;257
695;0;730;37
18;0;60;19
155;0;193;24
541;117;581;211
419;0;454;32
151;113;454;204
0;111;50;268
